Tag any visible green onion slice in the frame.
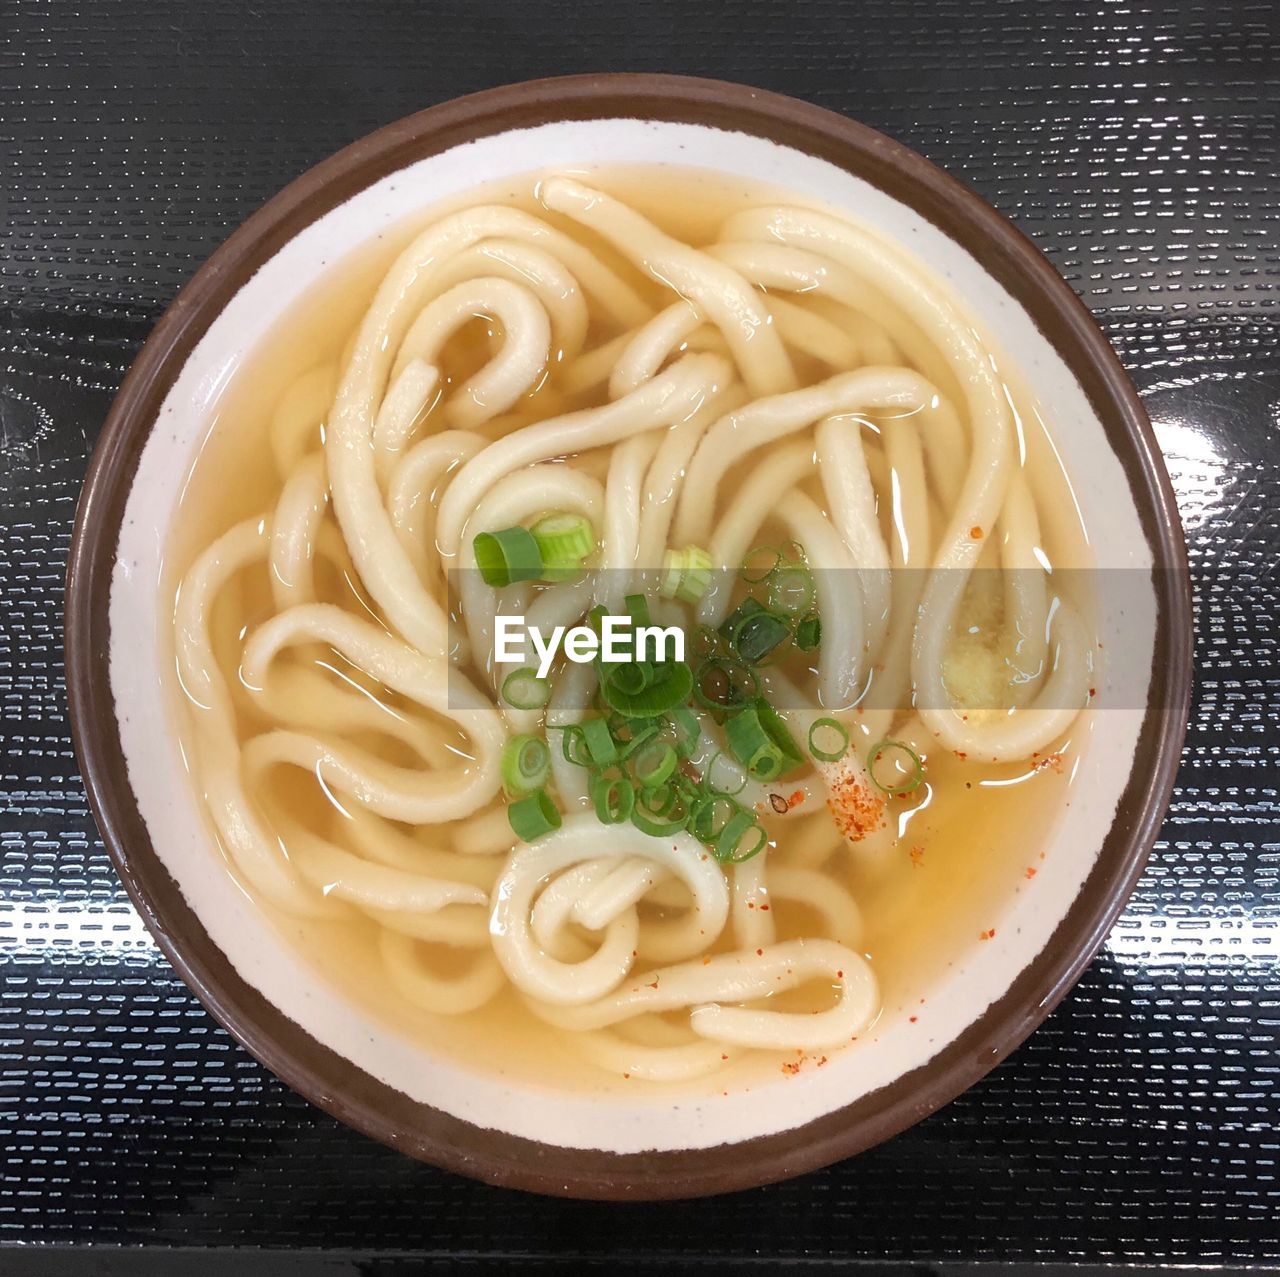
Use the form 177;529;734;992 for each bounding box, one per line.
502;734;551;795
502;668;551;710
703;750;748;796
624;593;651;628
630;781;692;835
793;612;822;652
507;789;562;842
868;739;925;796
590;773;635;824
530;512;595;569
690;793;740;842
559;724;591;767
730;609;791;664
668;704;701;758
767;563;816;616
713;809;768;863
600;659;693;717
725;700;803;781
692;655;758;712
741;545;782;583
632;740;677;789
660;545;713;604
808;716;850;763
580;716;618;767
473;526;543;587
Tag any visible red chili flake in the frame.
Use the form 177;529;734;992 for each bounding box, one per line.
909;1015;918;1023
623;1073;631;1079
1034;752;1065;774
759;903;770;911
1089;687;1097;698
969;525;984;539
721;1054;729;1060
836;969;844;978
647;979;659;989
747;901;755;909
756;948;764;956
788;790;804;809
909;845;925;868
979;928;997;941
825;761;887;842
781;1061;802;1075
702;956;712;965
1025;867;1038;880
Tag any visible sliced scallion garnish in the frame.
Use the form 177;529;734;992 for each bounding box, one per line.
660;544;713;604
501;734;551;795
868;739;925;796
507;788;561;842
473;526;543;587
632;740;677;789
713;809;768;863
793;612;822;652
590;773;635;824
530;512;595;569
501;668;551;710
808;716;849;763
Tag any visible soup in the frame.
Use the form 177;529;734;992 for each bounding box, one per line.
166;166;1094;1093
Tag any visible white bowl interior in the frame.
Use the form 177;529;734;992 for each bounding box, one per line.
110;118;1155;1154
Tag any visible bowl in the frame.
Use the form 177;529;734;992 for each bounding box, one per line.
65;73;1192;1198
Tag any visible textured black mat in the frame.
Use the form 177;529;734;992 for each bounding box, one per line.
3;0;1278;1267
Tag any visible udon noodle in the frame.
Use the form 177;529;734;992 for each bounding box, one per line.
170;167;1093;1086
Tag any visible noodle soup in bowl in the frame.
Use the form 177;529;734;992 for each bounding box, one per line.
67;75;1191;1197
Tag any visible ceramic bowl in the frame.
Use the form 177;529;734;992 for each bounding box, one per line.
65;74;1192;1198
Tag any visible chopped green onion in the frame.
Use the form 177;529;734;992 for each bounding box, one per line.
631;781;691;837
725;700;803;782
632;740;677;789
741;545;782;583
808;717;849;763
580;716;618;767
624;593;651;627
590;773;635;824
727;708;784;781
501;735;551;795
669;704;701;758
530;512;595;569
507;789;561;842
473;526;542;587
868;739;925;797
713;809;768;863
719;596;763;639
599;659;693;717
502;668;551;710
616;722;661;759
794;612;822;652
730;609;791;663
767;563;816;616
559;724;592;767
690;793;740;842
703;750;748;796
692;654;758;712
660;545;713;604
605;660;654;697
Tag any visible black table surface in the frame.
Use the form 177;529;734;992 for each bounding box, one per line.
3;0;1278;1270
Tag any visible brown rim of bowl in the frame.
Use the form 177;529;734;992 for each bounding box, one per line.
65;72;1192;1200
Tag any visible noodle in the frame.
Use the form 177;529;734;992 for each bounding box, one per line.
170;166;1094;1085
